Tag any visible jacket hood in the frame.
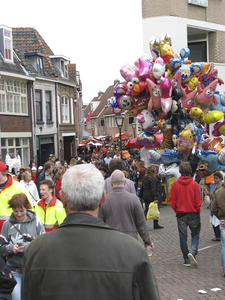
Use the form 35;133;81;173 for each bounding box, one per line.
9;209;36;224
177;176;193;185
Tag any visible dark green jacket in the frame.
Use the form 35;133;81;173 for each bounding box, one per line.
22;212;160;300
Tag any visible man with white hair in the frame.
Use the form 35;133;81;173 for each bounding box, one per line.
21;164;160;300
99;169;154;249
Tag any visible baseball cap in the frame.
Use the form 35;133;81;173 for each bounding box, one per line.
0;161;8;172
32;167;37;171
38;166;43;170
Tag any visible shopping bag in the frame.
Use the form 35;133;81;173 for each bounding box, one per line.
147;202;160;220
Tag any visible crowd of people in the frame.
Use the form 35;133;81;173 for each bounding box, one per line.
0;142;225;299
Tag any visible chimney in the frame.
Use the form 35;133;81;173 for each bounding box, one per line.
98;91;103;97
68;63;76;81
114;79;120;86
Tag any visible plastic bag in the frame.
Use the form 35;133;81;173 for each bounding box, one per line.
147;202;160;220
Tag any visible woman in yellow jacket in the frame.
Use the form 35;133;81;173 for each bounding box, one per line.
34;180;66;232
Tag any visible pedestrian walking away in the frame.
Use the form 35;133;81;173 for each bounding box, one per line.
170;161;201;267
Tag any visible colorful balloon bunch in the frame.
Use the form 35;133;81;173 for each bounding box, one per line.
112;33;225;176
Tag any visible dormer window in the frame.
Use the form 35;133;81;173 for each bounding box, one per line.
24;52;45;75
4;30;12;60
49;55;70;79
0;25;13;63
61;60;68;78
37;57;44;75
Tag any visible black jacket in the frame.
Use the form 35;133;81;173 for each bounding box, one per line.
140;176;158;202
22;213;160;300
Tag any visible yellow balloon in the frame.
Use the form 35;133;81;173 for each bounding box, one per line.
200;110;224;124
190;107;202;119
218;124;225;135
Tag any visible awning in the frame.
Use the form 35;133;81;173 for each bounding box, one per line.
82;129;92;140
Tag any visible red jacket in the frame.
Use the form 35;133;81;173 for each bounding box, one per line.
32;173;37;185
170;176;201;215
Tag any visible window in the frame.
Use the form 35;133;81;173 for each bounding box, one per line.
188;31;208;62
35;90;42;122
62;95;70;123
4;29;12;61
37;57;44;75
0;94;5;112
111;116;114;128
14;95;20;113
129;116;134;124
6;95;13;112
61;61;68;78
109;116;111;128
188;41;207;62
0;79;28;115
46;91;52;122
1;138;30;168
100;118;104;126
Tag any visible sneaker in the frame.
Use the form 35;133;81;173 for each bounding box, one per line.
188;253;198;267
183;263;191;267
183;258;191;267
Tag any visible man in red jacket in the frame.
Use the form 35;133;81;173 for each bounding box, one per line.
171;162;201;267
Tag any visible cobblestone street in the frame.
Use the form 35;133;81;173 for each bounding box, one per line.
145;202;224;300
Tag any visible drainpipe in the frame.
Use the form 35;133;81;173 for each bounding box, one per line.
31;82;36;162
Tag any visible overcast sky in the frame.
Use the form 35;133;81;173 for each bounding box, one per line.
2;0;143;104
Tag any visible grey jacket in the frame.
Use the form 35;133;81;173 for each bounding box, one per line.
104;176;136;194
21;213;160;300
0;210;45;268
99;187;151;244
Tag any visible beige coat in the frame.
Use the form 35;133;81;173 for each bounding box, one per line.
212;186;225;220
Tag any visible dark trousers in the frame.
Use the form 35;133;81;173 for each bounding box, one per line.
177;213;201;261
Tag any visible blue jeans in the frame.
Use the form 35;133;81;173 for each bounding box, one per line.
177;213;201;262
11;271;22;300
220;225;225;272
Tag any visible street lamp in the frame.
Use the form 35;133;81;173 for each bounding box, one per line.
132;122;136;138
75;137;78;156
115;114;124;159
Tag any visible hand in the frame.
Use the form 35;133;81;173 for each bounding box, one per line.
204;189;208;195
17;246;24;253
145;242;155;251
13;244;19;253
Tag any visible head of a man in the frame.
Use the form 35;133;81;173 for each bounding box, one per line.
49;154;56;162
44;162;54;175
179;162;192;177
55;161;61;169
61;164;105;213
111;170;126;187
109;159;126;173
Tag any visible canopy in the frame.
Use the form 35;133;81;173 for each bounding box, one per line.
79;138;102;147
82;129;92;140
112;133;131;140
125;133;163;149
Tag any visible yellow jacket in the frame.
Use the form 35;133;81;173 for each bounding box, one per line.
0;174;32;233
34;195;66;232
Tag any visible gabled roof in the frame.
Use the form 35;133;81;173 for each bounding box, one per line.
12;27;76;85
13;27;59;78
90;84;115;118
0;50;29;77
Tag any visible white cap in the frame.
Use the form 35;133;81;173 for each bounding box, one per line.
32;167;37;171
38;166;43;170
